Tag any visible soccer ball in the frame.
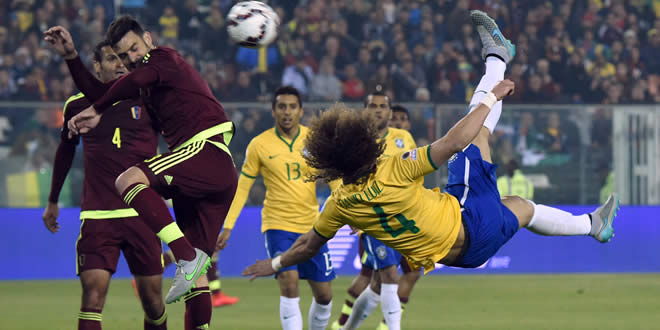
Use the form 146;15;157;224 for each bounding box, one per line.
226;1;279;48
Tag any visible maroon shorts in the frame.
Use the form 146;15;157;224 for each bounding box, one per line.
76;217;163;276
137;138;238;256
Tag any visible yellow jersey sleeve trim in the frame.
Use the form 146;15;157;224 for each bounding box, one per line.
79;208;139;220
62;92;85;117
426;145;438;169
240;171;257;179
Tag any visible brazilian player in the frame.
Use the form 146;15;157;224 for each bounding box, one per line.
332;95;418;330
389;105;411;131
217;86;335;330
243;12;619;330
42;40;167;330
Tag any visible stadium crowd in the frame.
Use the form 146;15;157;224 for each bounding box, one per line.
0;0;657;207
0;0;658;104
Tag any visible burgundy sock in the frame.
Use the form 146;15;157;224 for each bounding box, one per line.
338;290;360;326
121;183;195;261
184;286;212;330
78;308;102;330
144;310;167;330
207;261;220;294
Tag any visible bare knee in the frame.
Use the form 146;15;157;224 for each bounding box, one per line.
501;195;534;227
135;275;165;318
115;166;149;195
379;266;399;284
309;282;332;305
278;271;299;298
80;270;110;310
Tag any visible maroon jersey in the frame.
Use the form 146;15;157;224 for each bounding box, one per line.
91;47;231;150
63;93;158;211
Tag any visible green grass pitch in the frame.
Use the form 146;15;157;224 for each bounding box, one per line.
1;274;659;329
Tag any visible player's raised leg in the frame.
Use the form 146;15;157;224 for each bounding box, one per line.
502;193;619;243
117;166;210;304
467;10;516;163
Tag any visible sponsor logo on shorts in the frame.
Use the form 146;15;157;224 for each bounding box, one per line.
78;254;85;266
376;246;387;260
395;138;404;148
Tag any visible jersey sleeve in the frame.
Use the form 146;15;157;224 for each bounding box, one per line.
313;197;345;239
391;145;438;182
240;140;261;178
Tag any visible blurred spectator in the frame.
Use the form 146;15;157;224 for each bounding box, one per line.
497;160;534;200
228;71;259;101
310;57;342;101
282;55;314;98
159;5;179;41
342;64;365;101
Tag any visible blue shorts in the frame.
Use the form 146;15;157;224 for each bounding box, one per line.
361;234;402;270
264;229;336;282
443;145;520;268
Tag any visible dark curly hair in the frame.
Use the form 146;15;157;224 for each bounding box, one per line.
304;104;385;185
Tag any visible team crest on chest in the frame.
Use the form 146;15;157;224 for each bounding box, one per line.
131;106;141;119
395;138;404;148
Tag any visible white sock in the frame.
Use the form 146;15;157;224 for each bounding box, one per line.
343;287;380;330
380;284;401;330
308;298;332;330
469;57;506;133
280;296;303;330
526;201;591;236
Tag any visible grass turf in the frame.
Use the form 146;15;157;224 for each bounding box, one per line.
1;274;659;329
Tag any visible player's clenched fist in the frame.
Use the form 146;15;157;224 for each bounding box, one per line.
43;26;78;60
491;79;515;100
68;105;102;137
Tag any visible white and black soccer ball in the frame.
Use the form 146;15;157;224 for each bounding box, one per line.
226;1;279;48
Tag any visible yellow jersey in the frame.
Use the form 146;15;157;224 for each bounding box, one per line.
314;145;462;273
224;126;318;234
382;127;417;157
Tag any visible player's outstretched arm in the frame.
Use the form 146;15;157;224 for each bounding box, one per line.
242;230;328;280
44;26;111;101
428;80;514;166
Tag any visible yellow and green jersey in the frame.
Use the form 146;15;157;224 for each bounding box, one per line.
382;127;417;157
224;126;318;233
314;145;462;273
